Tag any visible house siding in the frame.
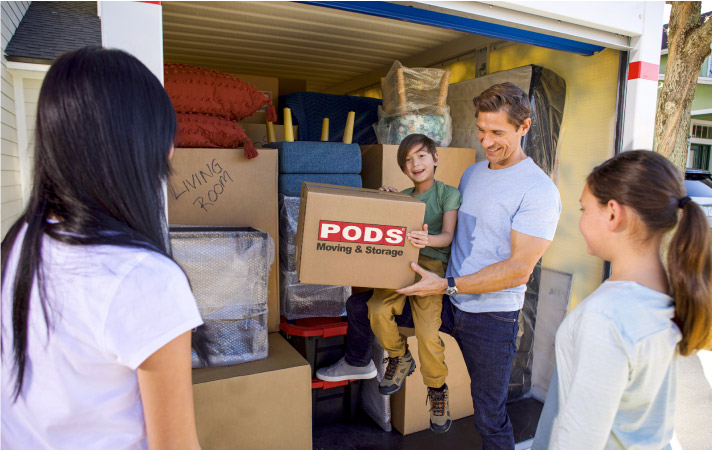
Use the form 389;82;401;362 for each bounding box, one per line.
1;1;31;238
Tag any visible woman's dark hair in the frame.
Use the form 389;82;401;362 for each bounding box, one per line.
397;133;438;172
1;46;207;399
473;82;530;129
587;150;712;356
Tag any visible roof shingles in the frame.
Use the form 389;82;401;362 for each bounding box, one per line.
4;1;101;64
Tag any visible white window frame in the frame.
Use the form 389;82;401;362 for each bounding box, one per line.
689;119;712;169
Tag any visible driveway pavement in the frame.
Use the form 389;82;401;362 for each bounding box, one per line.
672;350;712;450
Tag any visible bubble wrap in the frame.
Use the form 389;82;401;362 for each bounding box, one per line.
169;227;274;368
279;195;350;319
360;340;392;432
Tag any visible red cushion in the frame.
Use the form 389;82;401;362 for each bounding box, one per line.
175;113;258;159
165;63;277;123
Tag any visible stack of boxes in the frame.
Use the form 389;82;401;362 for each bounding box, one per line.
167;147;312;449
268;140;364;426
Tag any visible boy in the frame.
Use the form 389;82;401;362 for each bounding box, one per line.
368;133;461;434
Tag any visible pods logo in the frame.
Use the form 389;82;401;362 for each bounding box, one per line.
318;220;406;247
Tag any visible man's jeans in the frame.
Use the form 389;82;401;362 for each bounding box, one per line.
344;291;519;450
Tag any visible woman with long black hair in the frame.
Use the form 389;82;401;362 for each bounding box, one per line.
1;47;203;448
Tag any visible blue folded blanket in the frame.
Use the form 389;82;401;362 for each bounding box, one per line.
278;174;362;197
266;141;362;174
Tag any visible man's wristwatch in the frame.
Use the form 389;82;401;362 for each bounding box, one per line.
445;276;458;296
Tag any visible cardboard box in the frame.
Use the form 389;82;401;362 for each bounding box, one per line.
279;77;307;98
296;183;425;290
232;73;279;124
239;123;297;148
193;333;311;450
167;148;280;332
360;145;477;191
391;328;474;435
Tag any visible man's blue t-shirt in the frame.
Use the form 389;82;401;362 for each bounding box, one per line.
446;157;561;313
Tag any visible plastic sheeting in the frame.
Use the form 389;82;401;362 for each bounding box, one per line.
447;65;566;183
375;60;452;146
508;261;541;401
169;227;274;368
521;66;567;181
279;195;350;319
359;340;392;432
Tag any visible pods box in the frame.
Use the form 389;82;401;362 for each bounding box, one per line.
295;182;425;290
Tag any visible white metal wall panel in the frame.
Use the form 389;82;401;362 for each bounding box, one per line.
411;1;635;49
1;1;30;238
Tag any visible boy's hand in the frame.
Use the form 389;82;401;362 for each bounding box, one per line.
379;186;399;193
407;224;429;248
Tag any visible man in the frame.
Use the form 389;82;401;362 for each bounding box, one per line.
317;82;561;449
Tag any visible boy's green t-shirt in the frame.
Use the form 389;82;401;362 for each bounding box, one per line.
401;179;462;263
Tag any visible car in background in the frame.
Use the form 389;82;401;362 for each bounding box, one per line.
685;169;712;227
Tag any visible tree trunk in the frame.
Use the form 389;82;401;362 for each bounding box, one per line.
654;1;712;172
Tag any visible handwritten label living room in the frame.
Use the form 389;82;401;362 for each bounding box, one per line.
168;158;233;212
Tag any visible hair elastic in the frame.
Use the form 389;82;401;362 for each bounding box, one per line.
678;196;691;209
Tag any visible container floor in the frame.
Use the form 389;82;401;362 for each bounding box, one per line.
313;397;543;450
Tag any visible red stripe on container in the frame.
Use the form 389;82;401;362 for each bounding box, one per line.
628;61;659;81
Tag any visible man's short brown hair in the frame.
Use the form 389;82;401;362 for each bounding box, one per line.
397;134;437;172
473;82;530;128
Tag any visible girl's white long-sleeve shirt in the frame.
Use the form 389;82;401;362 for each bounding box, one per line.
534;280;681;450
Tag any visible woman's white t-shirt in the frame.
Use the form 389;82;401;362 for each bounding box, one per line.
1;225;203;449
533;280;681;450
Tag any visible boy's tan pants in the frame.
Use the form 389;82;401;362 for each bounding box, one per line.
367;254;447;388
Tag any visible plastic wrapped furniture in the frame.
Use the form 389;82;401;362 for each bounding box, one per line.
448;65;566;182
280;92;382;145
375;60;452;146
169;226;274;368
279;195;350;319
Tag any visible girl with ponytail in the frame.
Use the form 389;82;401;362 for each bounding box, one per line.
1;47;204;448
533;150;711;450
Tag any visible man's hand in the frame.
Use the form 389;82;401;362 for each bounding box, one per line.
396;262;448;297
407;224;429;248
379;186;399;192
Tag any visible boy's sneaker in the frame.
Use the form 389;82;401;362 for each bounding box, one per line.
426;384;452;434
316;357;377;382
378;350;415;395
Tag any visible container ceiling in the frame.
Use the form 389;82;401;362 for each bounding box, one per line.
162;1;478;93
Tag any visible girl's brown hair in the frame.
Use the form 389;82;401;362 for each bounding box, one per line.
587;150;711;355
